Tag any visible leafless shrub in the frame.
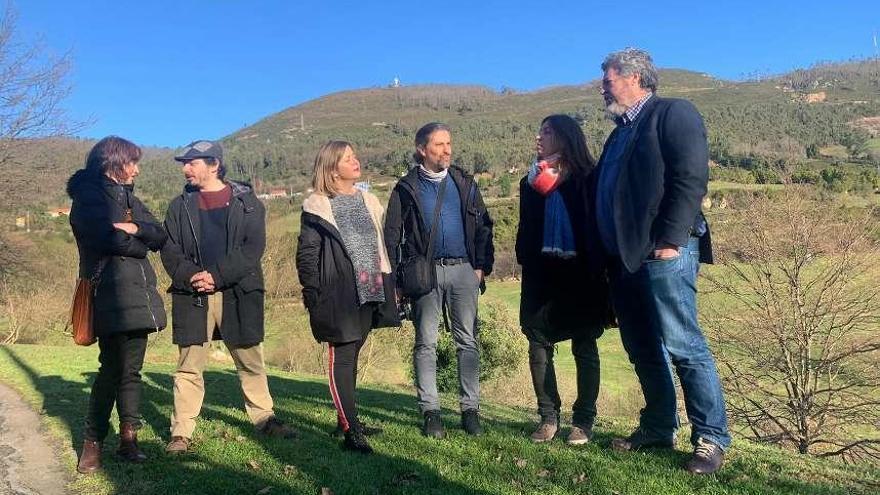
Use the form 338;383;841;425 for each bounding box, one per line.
704;191;880;462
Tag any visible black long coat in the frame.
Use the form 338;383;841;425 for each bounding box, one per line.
67;169;167;337
161;181;266;346
515;173;611;344
296;192;399;344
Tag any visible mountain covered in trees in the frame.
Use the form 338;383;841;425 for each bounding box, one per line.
3;58;879;214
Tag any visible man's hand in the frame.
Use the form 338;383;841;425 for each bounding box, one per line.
474;269;484;284
652;243;680;260
190;271;216;293
113;222;139;235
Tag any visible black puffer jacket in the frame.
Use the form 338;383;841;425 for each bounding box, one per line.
296;192;400;344
516;173;612;344
384;165;494;295
161;181;266;347
67;169;167;337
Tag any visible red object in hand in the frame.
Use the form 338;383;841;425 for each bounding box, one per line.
532;161;561;196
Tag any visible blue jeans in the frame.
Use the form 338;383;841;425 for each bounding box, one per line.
609;237;731;449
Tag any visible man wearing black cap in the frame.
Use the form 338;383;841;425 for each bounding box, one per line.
161;140;295;454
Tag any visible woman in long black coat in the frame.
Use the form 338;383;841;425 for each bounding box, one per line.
515;115;611;445
67;136;167;473
296;141;399;454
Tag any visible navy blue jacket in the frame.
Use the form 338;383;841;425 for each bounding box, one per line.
592;96;713;273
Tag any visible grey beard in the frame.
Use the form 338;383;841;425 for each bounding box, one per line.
604;101;627;120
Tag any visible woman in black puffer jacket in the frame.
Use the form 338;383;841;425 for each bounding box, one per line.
67;136;167;474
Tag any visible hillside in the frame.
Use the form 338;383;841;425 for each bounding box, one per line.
1;59;878;216
218;61;880;190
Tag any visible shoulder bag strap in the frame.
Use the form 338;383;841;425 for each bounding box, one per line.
424;177;448;256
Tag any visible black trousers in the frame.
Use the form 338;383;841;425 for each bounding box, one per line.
328;305;373;432
84;330;149;441
528;334;600;428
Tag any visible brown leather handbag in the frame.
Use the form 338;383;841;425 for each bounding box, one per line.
69;258;108;346
70;278;96;346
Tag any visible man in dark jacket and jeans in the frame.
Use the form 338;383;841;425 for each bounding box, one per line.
384;123;494;438
593;48;729;474
161;140;294;454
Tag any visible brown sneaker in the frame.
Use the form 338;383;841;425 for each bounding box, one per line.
258;417;297;439
165;436;191;455
77;440;102;474
529;421;558;443
566;425;592;446
686;437;725;475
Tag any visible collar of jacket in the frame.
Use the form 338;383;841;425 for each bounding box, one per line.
301;191;392;274
397;164;475;216
181;179;257;212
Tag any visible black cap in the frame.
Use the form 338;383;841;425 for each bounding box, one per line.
174;140;223;163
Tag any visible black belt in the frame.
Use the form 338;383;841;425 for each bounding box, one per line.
435;257;468;266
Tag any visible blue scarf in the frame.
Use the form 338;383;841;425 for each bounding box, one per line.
528;161;576;258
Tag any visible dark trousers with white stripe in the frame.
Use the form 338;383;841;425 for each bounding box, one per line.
328;305;373;432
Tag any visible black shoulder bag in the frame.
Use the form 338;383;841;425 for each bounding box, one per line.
398;178;447;298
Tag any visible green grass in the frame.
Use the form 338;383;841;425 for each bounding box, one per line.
1;344;878;495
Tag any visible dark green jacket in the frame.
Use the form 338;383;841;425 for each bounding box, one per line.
161;181;266;346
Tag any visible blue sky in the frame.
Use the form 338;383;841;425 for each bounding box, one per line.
15;0;880;147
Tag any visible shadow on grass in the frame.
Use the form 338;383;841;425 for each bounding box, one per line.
1;344;874;495
0;346;499;494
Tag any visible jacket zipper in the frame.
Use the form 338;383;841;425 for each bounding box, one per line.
139;262;160;332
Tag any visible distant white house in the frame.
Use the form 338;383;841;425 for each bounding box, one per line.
257;187;290;200
46;207;71;218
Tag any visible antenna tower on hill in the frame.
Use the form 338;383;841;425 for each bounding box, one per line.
874;30;878;58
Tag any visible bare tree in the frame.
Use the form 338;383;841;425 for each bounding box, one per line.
704;191;880;462
0;2;82;165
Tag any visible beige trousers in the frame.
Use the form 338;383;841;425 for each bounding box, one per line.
170;292;275;438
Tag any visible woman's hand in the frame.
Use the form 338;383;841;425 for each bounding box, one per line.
113;222;139;235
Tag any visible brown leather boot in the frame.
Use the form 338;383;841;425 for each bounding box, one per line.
77;440;102;474
116;422;147;463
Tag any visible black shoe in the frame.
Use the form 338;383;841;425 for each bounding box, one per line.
422;410;445;439
686;437;725;474
331;422;383;438
461;409;483;436
610;427;675;452
343;428;373;454
258;417;297;439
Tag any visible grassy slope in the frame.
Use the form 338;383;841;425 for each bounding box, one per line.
1;344;878;495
